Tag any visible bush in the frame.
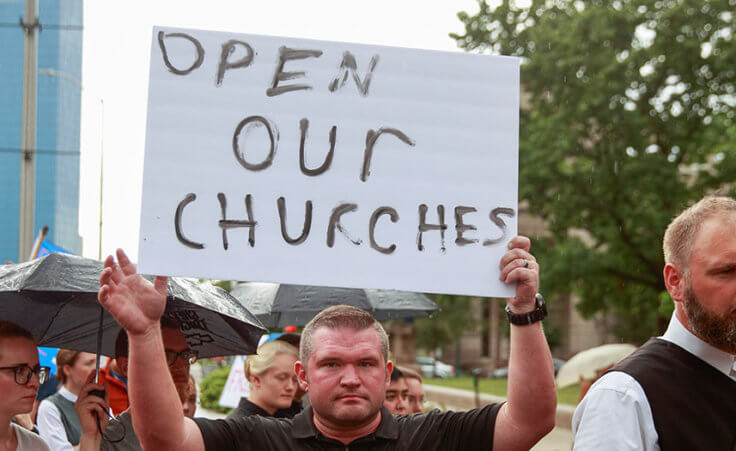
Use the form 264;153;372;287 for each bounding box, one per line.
198;365;233;414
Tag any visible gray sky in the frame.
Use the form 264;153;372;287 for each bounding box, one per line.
79;0;484;260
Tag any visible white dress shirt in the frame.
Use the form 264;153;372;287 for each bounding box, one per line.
37;385;78;451
571;313;736;451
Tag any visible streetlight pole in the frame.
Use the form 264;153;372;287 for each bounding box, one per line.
19;0;39;262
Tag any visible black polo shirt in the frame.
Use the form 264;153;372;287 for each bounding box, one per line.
194;403;501;450
227;398;273;420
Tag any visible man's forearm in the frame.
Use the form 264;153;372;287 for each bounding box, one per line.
128;326;187;449
506;322;557;438
78;433;101;451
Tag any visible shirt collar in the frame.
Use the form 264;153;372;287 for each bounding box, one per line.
291;406;399;441
660;312;736;379
237;398;272;417
58;385;77;403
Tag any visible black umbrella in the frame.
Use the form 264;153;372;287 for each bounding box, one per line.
0;252;265;357
230;282;438;329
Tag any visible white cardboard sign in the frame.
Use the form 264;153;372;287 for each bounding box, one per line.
218;355;249;408
138;26;519;297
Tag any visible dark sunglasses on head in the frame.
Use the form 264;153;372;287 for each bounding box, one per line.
0;364;50;385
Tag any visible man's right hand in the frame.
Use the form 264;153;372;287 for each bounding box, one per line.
98;248;168;336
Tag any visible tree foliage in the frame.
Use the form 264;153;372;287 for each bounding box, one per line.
415;294;478;353
452;0;736;341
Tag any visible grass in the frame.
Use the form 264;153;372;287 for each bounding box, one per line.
425;377;581;406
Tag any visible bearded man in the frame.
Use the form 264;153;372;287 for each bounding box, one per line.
572;196;736;450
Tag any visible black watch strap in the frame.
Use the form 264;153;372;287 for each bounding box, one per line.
505;293;547;325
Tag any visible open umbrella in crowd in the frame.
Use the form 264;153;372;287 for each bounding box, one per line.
230;282;438;329
0;252;266;358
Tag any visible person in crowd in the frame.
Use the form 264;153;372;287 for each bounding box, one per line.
273;333;307;419
37;350;96;450
383;367;409;414
97;357;128;417
0;320;51;450
33;370;60;424
227;340;298;420
94;235;556;450
397;366;424;414
74;319;194;450
182;375;197;418
572;196;736;450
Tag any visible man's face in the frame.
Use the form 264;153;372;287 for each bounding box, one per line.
405;377;424;414
299;327;390;427
0;337;41;417
182;377;197;418
384;376;409;414
118;327;192;391
161;327;192;393
681;215;736;353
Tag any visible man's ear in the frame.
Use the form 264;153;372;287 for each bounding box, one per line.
385;360;393;390
295;361;308;392
116;357;129;377
664;263;685;303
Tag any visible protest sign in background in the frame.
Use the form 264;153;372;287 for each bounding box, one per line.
138;26;519;297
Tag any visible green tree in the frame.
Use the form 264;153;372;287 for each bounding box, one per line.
414;294;478;365
452;0;736;342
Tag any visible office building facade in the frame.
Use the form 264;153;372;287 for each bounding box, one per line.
0;0;83;262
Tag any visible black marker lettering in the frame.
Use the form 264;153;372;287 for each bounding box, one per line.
216;40;254;86
277;197;313;245
326;203;362;247
361;128;415;182
417;204;447;252
174;193;204;249
232;115;278;171
299;118;336;176
218;193;257;249
328;51;379;96
266;46;323;97
483;207;516;246
157;31;204;76
369;206;399;254
455;206;478;246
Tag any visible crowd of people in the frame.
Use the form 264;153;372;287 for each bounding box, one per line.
1;194;735;450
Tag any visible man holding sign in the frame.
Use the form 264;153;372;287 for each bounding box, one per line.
96;235;555;450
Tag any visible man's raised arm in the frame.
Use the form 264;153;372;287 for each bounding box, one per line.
492;236;557;451
98;249;205;451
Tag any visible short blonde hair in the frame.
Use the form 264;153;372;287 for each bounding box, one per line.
663;196;736;270
244;340;298;384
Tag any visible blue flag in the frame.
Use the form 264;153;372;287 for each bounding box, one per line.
35;239;70;258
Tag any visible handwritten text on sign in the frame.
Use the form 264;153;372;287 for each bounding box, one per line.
138;27;519;297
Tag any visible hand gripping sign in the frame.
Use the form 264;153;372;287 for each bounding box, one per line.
138;27;519;298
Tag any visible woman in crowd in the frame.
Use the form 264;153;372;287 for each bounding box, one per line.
37;349;96;450
0;320;51;450
227;340;298;419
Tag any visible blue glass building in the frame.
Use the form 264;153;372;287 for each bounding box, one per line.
0;0;83;262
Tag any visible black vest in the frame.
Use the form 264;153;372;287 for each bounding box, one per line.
610;338;736;450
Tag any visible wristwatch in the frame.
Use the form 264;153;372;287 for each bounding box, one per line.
505;293;547;325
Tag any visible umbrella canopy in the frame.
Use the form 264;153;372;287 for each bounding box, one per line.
230;282;438;329
555;343;637;388
0;253;265;357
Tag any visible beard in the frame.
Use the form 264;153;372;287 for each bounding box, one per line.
683;282;736;354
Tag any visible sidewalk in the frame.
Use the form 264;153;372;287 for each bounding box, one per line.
424;384;573;451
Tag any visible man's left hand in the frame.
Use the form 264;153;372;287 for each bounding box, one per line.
499;235;539;313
